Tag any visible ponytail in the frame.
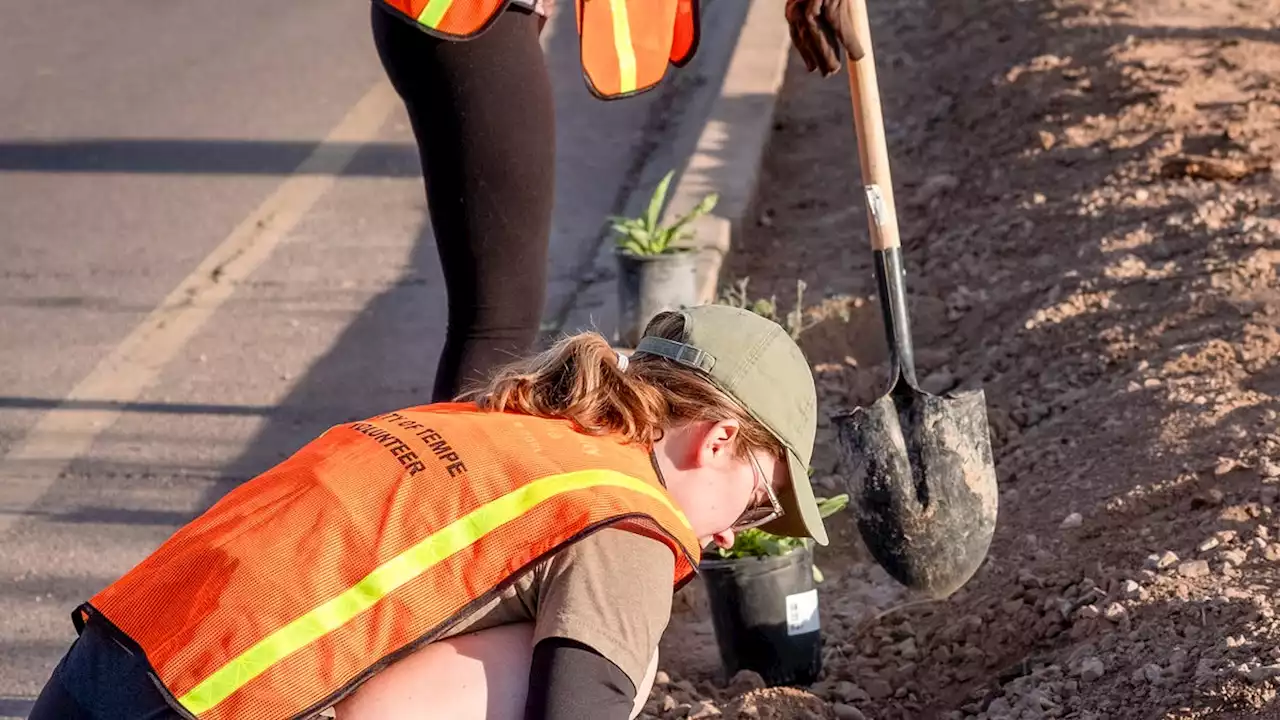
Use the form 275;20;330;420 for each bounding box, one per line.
470;332;668;444
469;315;782;457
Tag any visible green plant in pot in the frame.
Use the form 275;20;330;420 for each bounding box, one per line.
701;493;849;687
612;170;718;347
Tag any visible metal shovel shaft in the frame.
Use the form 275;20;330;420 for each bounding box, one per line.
873;247;917;387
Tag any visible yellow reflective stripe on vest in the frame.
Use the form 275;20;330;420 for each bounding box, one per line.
177;470;690;716
417;0;453;28
607;0;638;94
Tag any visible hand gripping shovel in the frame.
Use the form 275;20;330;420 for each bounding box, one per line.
833;0;999;599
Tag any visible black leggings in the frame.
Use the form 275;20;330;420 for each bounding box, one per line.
371;4;555;402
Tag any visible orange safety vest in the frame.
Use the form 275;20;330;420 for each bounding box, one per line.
377;0;700;99
77;403;700;720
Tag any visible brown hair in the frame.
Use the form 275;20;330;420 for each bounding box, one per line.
467;314;782;460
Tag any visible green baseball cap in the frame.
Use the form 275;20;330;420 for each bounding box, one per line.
635;305;827;545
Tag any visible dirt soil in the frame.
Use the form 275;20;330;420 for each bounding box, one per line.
642;0;1280;717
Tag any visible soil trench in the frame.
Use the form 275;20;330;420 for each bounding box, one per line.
644;0;1280;716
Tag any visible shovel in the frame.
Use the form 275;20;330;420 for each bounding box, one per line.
833;0;999;600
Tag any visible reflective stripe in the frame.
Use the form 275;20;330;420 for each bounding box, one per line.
177;470;691;715
607;0;638;94
417;0;454;28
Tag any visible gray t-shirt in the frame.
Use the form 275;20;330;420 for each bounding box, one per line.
439;527;677;688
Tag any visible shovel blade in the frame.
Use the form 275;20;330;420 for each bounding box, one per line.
835;382;999;599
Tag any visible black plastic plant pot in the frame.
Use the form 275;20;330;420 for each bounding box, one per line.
700;545;823;687
616;250;699;348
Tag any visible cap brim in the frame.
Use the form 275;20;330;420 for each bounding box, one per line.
759;448;829;546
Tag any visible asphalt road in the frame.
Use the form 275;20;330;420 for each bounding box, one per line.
0;0;747;714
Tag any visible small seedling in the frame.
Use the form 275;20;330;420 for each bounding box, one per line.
719;277;829;341
611;170;719;256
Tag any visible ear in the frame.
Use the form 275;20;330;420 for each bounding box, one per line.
711;529;736;550
694;419;741;469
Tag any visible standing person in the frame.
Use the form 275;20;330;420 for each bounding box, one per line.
29;305;829;720
369;0;861;401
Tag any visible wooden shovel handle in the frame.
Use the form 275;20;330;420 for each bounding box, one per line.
845;0;901;252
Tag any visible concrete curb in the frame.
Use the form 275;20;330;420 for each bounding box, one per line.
552;0;793;342
665;0;793;305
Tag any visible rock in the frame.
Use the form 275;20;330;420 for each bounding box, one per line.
1061;512;1083;529
1177;560;1211;578
663;695;679;713
689;701;721;719
655;671;672;687
1253;537;1270;552
1146;551;1179;570
1026;689;1055;710
863;678;893;700
1220;505;1252;522
1262;487;1279;506
1136;663;1163;684
727;670;766;697
1195;659;1218;684
988;696;1013;715
1247;664;1280;684
1198;537;1221;553
898;637;919;660
1265;545;1280;562
923;369;956;391
1120;579;1141;598
1080;657;1105;682
1077;604;1101;620
1215;529;1238;544
832;704;866;720
834;681;867;704
1223;548;1248;566
670;703;693;719
1103;602;1129;622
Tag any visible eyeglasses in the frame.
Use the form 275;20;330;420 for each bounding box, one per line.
729;453;785;533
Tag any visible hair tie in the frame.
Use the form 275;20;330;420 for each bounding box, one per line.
615;351;630;373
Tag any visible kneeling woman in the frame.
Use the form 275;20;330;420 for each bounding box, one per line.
30;305;829;720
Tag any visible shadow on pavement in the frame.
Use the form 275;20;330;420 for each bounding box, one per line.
0;139;419;177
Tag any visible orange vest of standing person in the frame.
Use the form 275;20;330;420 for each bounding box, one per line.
76;403;700;720
377;0;700;99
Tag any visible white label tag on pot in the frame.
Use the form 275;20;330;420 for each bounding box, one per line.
785;589;820;636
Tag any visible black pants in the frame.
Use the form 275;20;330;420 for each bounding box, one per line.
371;4;556;402
28;622;181;720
